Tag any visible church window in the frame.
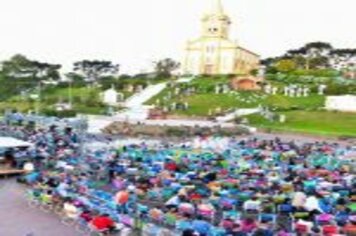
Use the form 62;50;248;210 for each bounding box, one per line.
208;28;218;33
210;46;215;53
206;45;215;54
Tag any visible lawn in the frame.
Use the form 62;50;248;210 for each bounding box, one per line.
146;76;325;117
0;101;35;113
147;88;325;117
247;111;356;137
265;94;325;110
4;85;135;115
170;93;262;116
0;78;170;116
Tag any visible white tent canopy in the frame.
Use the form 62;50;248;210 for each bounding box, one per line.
0;137;34;148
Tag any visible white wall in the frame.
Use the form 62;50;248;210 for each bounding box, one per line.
325;95;356;112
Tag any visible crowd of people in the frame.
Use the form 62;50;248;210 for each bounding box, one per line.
1;122;356;235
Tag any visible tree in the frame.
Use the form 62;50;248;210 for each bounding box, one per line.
65;72;86;87
32;61;62;80
304;42;333;53
153;58;180;78
1;54;61;80
263;42;355;74
330;49;356;69
275;59;297;73
0;55;62;100
285;42;333;70
73;60;119;82
2;54;37;79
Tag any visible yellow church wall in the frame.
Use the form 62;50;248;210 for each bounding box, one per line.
183;0;260;76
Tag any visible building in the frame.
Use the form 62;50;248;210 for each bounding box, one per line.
183;0;260;76
230;76;263;91
101;86;124;106
326;95;356;112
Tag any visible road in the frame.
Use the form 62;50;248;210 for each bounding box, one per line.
0;178;78;236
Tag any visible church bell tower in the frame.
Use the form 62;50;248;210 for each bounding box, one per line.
201;0;231;39
183;0;260;75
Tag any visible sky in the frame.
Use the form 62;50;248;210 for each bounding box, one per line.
0;0;355;74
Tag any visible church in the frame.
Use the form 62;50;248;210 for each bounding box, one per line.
183;0;260;76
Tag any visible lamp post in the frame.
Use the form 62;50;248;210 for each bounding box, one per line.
35;81;42;116
68;80;73;109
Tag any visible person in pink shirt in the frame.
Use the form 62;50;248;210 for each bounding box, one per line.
240;218;257;234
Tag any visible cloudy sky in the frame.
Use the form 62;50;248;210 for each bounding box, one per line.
0;0;355;73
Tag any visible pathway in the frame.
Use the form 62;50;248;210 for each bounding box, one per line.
124;83;167;108
86;77;260;134
215;108;261;122
0;178;78;236
114;83;167;121
116;77;196;122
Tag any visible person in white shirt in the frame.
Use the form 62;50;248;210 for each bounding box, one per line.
243;196;261;212
165;195;180;207
63;199;79;219
305;195;322;213
23;162;34;172
292;191;307;208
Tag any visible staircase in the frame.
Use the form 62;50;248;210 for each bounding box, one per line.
114;106;152;121
86;116;116;133
113;82;167;121
124;83;167;108
215;108;261;122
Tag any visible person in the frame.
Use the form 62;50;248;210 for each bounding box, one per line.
252;228;273;236
342;217;356;235
310;226;322;236
115;189;129;214
191;216;211;236
321;223;338;235
23;162;35;173
221;217;235;232
230;223;247;236
240;218;257;234
56;180;69;197
182;229;198;236
305;194;322;213
294;217;314;235
166;194;186;209
243;196;261;212
63;198;79;220
90;213;116;233
292;191;306;208
79;209;92;222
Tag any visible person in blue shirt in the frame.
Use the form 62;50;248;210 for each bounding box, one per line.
192;215;211;236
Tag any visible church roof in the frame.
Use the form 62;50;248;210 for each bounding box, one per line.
238;46;260;57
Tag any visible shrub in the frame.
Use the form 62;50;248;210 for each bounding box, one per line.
165;127;187;137
42;109;77;118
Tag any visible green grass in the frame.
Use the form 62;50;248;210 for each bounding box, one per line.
146;76;325;117
247;111;356;137
0;101;35;113
0;78;170;116
265;94;325;110
171;93;261;116
5;86;134;115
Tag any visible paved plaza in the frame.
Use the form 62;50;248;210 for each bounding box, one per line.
0;178;78;236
